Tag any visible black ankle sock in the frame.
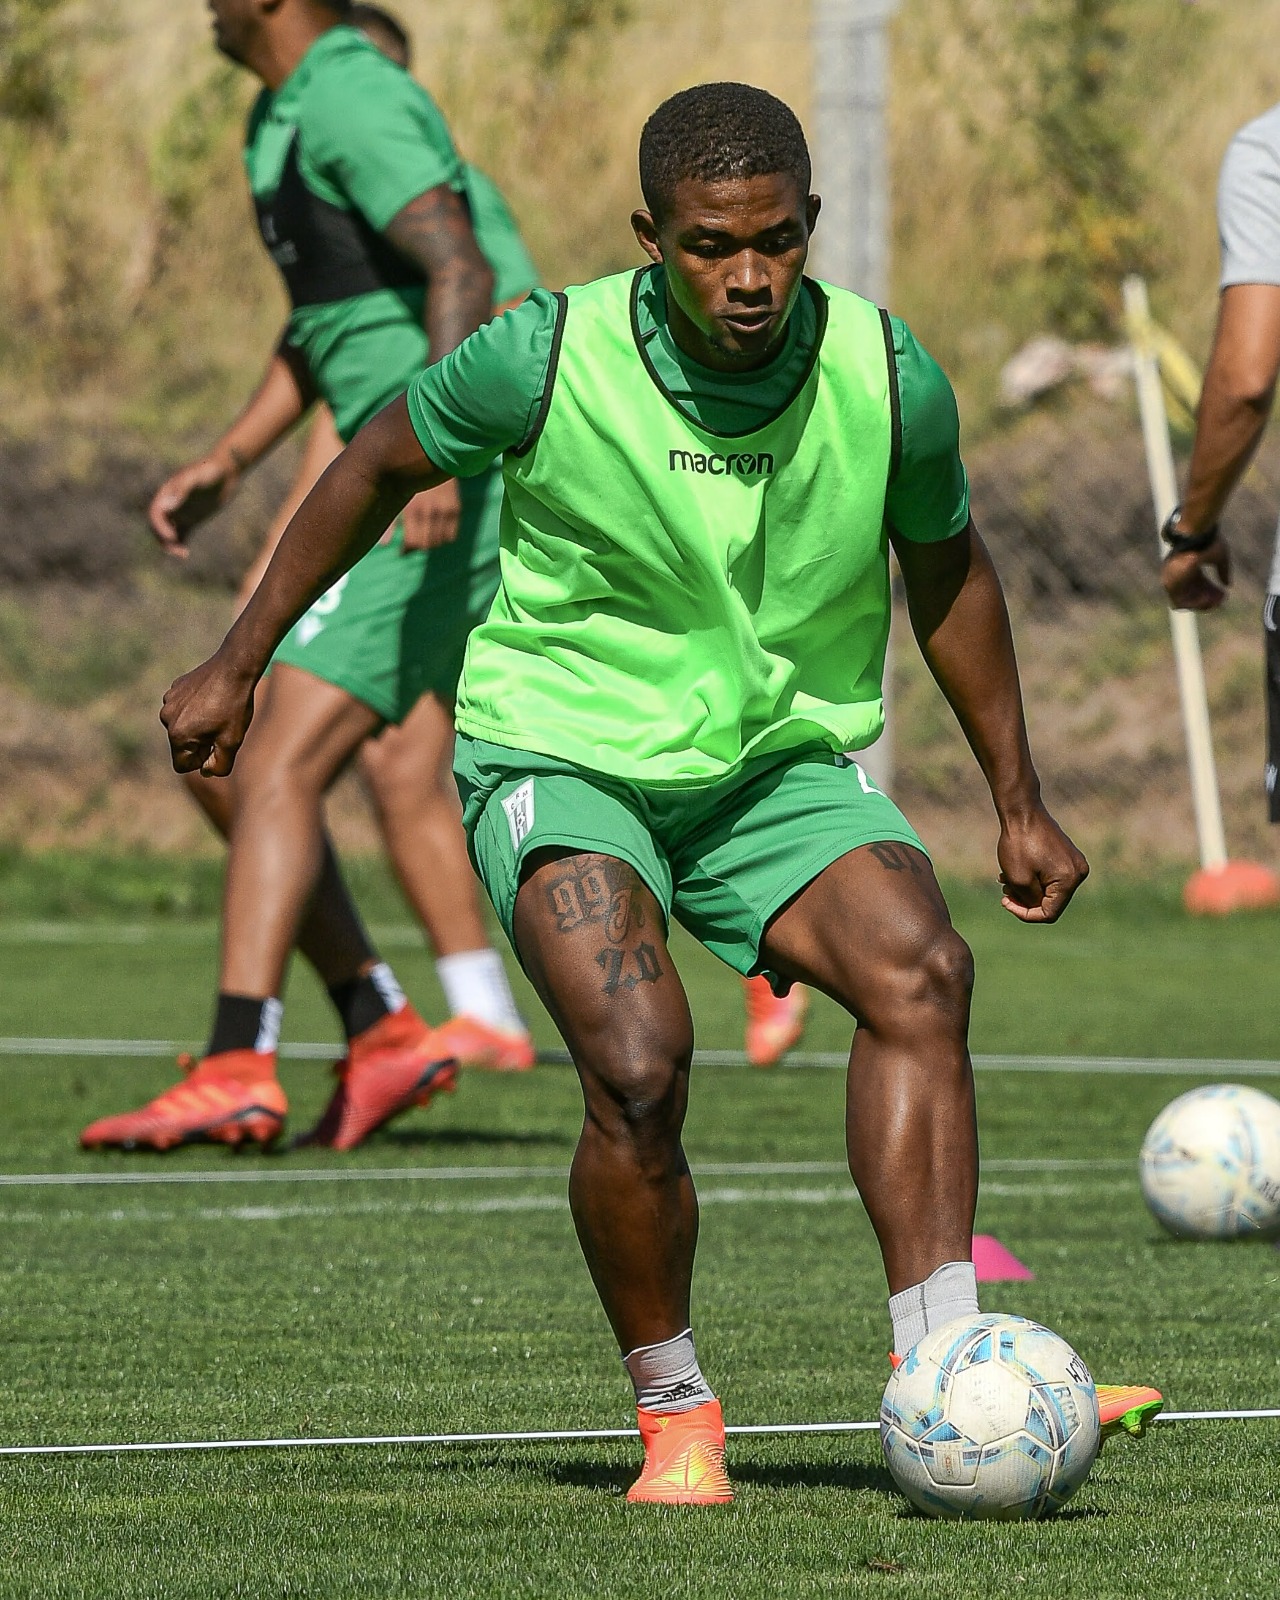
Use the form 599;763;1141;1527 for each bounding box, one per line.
327;962;403;1042
207;994;282;1058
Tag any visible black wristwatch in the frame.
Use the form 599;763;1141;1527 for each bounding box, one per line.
1161;507;1220;556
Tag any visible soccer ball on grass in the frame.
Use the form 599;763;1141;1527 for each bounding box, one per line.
879;1313;1100;1520
1139;1083;1280;1240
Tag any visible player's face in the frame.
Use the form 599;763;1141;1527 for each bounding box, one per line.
207;0;260;65
633;174;821;369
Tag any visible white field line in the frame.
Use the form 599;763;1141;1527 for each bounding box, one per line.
0;922;424;950
0;1157;1130;1190
4;1037;1280;1076
0;1178;1133;1226
0;1409;1274;1460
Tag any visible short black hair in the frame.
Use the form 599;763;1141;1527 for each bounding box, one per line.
639;83;811;223
350;2;412;66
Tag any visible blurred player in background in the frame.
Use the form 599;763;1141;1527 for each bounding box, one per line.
158;82;1159;1503
1161;102;1280;820
82;0;534;1156
200;2;540;1076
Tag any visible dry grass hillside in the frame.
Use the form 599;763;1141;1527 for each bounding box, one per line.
3;0;1280;874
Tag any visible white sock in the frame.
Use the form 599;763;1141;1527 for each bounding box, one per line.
255;998;284;1054
435;948;525;1033
888;1261;980;1357
367;961;407;1015
623;1328;716;1414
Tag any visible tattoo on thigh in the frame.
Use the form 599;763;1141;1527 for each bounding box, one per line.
546;858;646;943
596;941;664;995
869;842;922;875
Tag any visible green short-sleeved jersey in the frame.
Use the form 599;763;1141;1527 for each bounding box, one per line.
244;27;538;440
406;266;969;542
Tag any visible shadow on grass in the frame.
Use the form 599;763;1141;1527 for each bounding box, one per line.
734;1459;897;1495
538;1458;899;1497
373;1127;573;1150
892;1501;1109;1523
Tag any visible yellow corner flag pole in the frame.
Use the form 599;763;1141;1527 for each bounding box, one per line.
1123;274;1280;913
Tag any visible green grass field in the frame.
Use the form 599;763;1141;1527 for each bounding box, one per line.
1;857;1278;1597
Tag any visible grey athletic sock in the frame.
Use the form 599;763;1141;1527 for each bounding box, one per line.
623;1328;716;1415
888;1260;980;1357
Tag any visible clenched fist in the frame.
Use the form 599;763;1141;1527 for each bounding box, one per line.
160;650;258;777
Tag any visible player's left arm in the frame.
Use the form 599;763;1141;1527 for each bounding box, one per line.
885;316;1087;923
894;525;1087;923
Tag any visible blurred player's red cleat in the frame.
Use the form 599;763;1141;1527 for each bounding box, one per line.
429;1014;536;1072
80;1052;286;1151
743;974;809;1067
627;1398;734;1505
298;1005;457;1151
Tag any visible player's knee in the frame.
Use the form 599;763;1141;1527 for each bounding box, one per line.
584;1034;691;1139
864;924;973;1033
365;749;451;818
235;744;326;821
912;927;974;1023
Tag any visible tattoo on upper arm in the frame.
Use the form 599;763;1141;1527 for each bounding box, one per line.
384;185;490;279
543;857;665;995
383;184;493;362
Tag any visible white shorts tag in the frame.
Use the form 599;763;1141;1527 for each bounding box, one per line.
502;780;536;851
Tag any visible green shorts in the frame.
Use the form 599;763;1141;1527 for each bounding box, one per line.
455;735;927;986
271;470;502;724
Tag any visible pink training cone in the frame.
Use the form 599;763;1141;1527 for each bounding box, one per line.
972;1235;1034;1282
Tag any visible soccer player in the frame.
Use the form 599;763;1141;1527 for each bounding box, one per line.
178;3;539;1081
81;0;530;1156
157;84;1162;1500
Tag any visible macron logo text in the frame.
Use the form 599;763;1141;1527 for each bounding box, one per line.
668;449;774;477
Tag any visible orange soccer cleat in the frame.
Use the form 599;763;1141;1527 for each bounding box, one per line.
429;1014;536;1073
298;1005;458;1151
743;975;809;1068
626;1398;735;1506
1097;1383;1164;1441
80;1051;287;1152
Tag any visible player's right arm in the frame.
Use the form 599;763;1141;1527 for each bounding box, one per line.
162;394;441;774
148;339;315;559
160;292;557;776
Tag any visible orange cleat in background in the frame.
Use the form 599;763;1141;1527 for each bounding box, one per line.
80;1051;287;1152
429;1014;536;1073
298;1005;457;1151
743;974;809;1068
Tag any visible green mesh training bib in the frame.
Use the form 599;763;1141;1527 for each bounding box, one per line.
455;269;896;784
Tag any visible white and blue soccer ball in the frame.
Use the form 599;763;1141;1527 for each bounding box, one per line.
1139;1083;1280;1240
880;1314;1101;1521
